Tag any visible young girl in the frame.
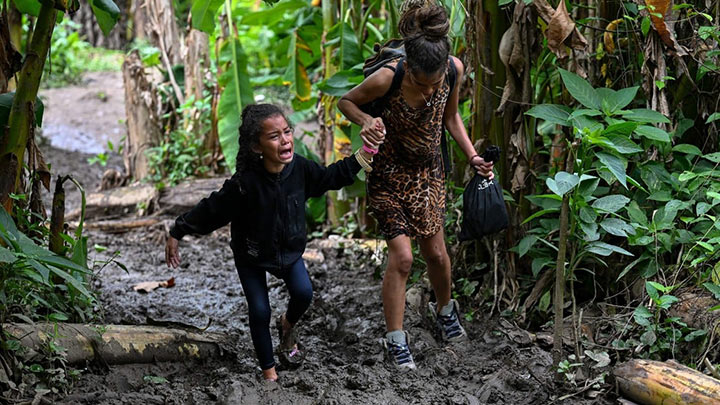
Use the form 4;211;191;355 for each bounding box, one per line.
337;4;493;369
165;104;380;381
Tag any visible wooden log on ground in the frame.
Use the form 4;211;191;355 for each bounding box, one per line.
4;323;225;365
614;359;720;405
67;183;158;220
157;177;225;215
68;218;162;233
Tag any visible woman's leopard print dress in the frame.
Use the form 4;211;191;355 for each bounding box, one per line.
368;62;451;240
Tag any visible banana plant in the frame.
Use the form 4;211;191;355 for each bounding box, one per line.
0;0;119;210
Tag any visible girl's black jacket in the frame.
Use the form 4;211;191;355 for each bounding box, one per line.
169;154;361;271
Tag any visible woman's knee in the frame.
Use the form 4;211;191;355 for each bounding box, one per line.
389;251;414;277
424;249;449;269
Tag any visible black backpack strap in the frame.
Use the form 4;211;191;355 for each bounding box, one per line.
440;57;457;176
386;57;405;97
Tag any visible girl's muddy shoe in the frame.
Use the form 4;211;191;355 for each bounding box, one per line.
428;299;468;342
381;331;416;370
276;315;305;369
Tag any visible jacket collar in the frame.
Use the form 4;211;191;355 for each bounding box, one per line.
251;154;296;182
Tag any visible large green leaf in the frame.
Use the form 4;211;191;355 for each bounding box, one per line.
525;104;572;126
89;0;120;36
546;171;579;196
218;39;255;173
327;22;363;71
13;0;40;16
559;69;601;110
240;0;306;25
596;87;638;114
191;0;224;34
672;144;702;156
602;122;638;137
0;92;45;128
634;125;671;142
592;194;630;213
600;218;635;237
317;70;364;96
619;109;670;124
586;241;633;257
283;31;312;101
596;152;628;188
0;246;16;263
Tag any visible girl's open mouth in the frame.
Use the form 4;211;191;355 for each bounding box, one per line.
279;148;293;160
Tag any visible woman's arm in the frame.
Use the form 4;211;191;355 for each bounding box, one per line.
338;67;395;148
443;56;494;179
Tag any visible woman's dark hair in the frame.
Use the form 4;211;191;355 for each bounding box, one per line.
398;4;450;75
233;104;288;186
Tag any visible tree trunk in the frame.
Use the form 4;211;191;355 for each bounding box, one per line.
614;359;720;405
184;24;216;165
0;0;57;211
122;50;161;181
4;323;225;365
135;0;183;65
0;10;22;93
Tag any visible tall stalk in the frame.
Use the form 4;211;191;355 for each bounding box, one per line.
0;0;57;210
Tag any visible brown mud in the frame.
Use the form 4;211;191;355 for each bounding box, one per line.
35;73;613;404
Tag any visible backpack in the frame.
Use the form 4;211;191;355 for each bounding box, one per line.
359;39;456;174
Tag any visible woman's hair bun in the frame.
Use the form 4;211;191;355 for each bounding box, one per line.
399;3;449;41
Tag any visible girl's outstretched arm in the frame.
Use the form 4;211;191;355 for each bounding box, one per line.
169;179;243;241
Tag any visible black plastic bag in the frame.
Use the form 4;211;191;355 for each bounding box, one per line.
458;148;509;241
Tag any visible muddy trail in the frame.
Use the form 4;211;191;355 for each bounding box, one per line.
35;73;613;404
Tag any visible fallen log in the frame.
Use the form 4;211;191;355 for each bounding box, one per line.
4;323;225;365
67;183;158;220
157;177;225;216
68;217;162;233
614;359;720;405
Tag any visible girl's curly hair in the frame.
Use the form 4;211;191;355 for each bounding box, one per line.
232;104;288;189
398;3;450;75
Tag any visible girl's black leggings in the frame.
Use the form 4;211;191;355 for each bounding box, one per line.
235;258;313;370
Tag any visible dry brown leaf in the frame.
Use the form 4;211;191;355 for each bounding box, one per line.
603;19;623;54
546;0;575;57
133;277;175;293
645;0;672;47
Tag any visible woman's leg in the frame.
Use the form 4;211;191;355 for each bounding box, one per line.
382;234;414;332
280;259;313;327
236;265;276;380
417;229;451;310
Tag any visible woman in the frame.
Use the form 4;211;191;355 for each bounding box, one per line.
337;4;494;369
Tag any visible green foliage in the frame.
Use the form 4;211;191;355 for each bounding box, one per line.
0;206;96;324
147;94;213;186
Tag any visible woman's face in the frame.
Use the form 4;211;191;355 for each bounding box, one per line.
408;68;445;99
253;114;294;173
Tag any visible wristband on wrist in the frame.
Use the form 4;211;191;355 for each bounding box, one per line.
362;144;379;155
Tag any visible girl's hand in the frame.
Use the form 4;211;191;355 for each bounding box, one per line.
360;117;386;150
166;236;181;268
470;155;495;180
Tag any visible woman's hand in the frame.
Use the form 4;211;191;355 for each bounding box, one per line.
360;117;386;150
165;236;181;268
470;155;495;179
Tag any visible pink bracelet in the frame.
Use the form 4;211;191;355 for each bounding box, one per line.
363;145;379;155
